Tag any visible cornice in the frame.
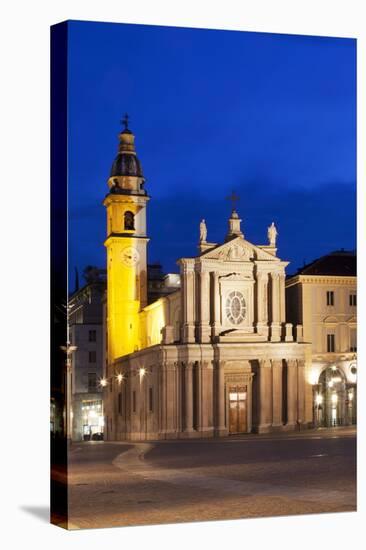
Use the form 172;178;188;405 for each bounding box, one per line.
286;275;357;286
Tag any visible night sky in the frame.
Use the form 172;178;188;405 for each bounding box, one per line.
67;21;356;288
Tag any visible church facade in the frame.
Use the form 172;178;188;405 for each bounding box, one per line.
102;122;313;441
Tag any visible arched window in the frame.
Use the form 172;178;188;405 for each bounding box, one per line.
124;211;135;230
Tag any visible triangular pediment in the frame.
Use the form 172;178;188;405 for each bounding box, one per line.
200;236;278;262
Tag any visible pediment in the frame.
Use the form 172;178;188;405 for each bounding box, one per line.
201;237;278;262
346;315;357;323
323;315;339;324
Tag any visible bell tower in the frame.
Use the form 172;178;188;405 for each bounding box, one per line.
104;116;149;361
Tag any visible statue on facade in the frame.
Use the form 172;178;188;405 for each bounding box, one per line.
200;219;207;242
267;222;278;246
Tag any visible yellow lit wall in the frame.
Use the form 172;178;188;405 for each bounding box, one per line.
104;190;169;363
139;299;167;348
105;235;141;361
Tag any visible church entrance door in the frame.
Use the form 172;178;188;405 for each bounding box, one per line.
228;385;247;434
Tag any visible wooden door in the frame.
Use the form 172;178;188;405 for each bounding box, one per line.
229;385;247;433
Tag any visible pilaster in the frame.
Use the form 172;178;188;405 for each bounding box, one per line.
215;360;227;436
286;359;298;428
270;273;281;342
183;362;194;434
212;271;221;339
256;271;269;339
272;359;283;427
257;359;272;432
297;359;306;426
198;270;211;343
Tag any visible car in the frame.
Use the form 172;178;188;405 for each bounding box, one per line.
91;432;104;441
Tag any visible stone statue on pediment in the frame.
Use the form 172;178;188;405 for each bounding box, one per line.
268;222;278;246
200;219;207;242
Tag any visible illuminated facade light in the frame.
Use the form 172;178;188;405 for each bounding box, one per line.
117;373;124;384
331;393;338;405
139;367;146;381
309;370;319;385
315;394;323;406
100;378;107;387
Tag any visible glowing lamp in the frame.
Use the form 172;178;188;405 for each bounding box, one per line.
100;378;107;387
315;394;323;406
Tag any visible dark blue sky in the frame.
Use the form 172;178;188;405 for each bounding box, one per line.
67;21;356;286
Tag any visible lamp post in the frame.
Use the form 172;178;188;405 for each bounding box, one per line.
60;340;77;443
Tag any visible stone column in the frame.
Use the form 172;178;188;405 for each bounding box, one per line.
212;272;221;339
258;359;272;432
272;359;283;427
199;270;211;343
270;273;281;342
286;359;298;428
256;271;269;338
184;362;194;434
297;359;306;426
182;264;195;343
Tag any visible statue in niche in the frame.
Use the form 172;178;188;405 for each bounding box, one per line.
268;222;278;246
199;219;207;242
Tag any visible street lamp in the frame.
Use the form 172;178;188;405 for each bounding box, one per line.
60;341;77;444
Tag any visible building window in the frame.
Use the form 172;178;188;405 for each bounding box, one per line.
326;291;334;306
88;373;97;392
89;350;96;363
132;391;136;413
350;329;357;352
327;334;335;353
124;210;135;230
89;329;96;342
118;392;122;415
349;293;357;307
149;387;153;412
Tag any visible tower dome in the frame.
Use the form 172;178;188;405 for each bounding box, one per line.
107;115;146;195
110;128;144;178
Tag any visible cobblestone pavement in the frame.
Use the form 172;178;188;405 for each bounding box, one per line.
66;427;356;529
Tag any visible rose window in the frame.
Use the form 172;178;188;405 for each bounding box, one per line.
225;291;246;325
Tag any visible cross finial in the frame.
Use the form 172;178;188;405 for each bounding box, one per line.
226;190;239;211
121;113;129;130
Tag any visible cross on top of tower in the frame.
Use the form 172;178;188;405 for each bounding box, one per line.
226;190;239;212
121;113;130;130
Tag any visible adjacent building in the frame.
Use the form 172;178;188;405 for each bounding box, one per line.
286;251;357;427
102;122;314;441
68;267;106;440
